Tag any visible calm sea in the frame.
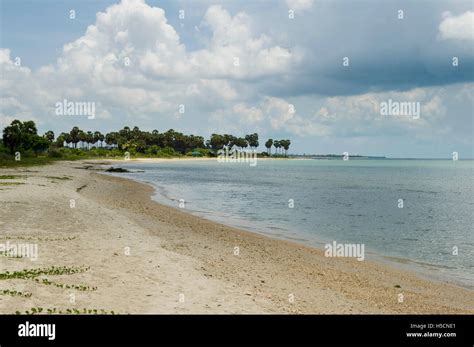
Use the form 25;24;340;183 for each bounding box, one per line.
108;159;474;287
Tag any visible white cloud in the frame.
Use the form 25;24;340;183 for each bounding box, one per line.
232;103;264;124
0;0;299;132
285;0;315;11
190;5;295;79
308;88;451;138
198;79;238;101
208;85;457;139
210;102;264;135
57;0;190;85
0;49;43;126
438;11;474;41
0;0;472;157
210;96;330;137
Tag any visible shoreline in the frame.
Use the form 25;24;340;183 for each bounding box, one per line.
1;160;473;314
142;181;473;290
106;158;473;290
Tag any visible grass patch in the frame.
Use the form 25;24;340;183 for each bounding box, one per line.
34;278;97;291
0;265;90;280
0;182;24;186
0;155;103;168
0;236;77;241
15;307;116;315
0;175;21;179
1;289;32;298
0;153;188;169
0;157;56;168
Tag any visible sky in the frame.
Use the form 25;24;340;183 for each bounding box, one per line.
0;0;473;158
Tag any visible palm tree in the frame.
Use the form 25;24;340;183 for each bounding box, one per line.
273;140;280;155
119;126;131;141
93;131;102;148
69;127;80;148
265;139;273;155
86;131;94;150
78;130;86;149
64;133;72;148
2;120;23;154
236;137;248;150
105;132;119;148
245;133;259;149
209;133;226;151
55;132;68;147
163;129;176;148
132;126;141;141
44;130;55;143
281;139;291;156
21;121;37;135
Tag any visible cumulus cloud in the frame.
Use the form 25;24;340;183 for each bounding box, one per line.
59;0;188;79
209;84;461;140
190;5;295;79
1;0;472;157
56;1;294;83
0;0;296;131
438;11;474;41
0;49;42;127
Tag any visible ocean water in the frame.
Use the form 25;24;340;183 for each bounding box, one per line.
108;159;474;287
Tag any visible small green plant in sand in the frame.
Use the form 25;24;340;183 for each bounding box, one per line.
16;307;116;315
34;278;97;291
0;236;77;241
1;289;32;297
0;265;90;280
0;182;24;186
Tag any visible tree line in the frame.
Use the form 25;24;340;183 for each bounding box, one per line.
2;120;291;157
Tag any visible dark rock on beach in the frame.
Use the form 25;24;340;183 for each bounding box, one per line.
106;167;130;173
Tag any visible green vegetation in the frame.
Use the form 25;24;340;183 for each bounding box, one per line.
0;156;56;168
34;278;97;291
0;265;90;280
15;307;116;315
1;120;292;166
0;235;77;241
0;175;20;179
1;245;96;315
1;289;32;298
2;120;48;156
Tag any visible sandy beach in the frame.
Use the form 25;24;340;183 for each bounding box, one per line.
0;159;473;314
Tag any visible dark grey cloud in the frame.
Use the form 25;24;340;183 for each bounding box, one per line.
243;0;474;97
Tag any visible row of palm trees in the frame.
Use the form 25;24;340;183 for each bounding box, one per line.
1;120;293;157
208;133;259;151
56;126;204;153
52;126;291;155
57;128;105;150
53;126;290;154
264;139;291;156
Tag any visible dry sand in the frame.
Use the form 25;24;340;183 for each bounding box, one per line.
0;160;473;314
